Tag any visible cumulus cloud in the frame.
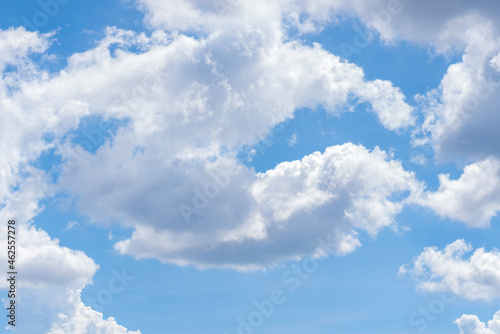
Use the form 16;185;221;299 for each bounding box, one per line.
415;24;500;161
456;311;500;334
350;0;500;164
47;291;141;334
286;0;500;163
16;227;98;290
416;158;500;227
285;0;500;50
0;27;136;330
0;26;51;70
0;4;420;329
0;28;54;208
401;240;500;301
254;0;500;163
136;0;500;48
0;168;137;333
4;0;500;331
133;0;500;163
0;4;415;274
0;199;131;333
80;143;421;270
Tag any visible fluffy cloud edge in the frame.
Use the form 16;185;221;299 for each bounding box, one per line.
400;239;500;301
414;158;500;228
456;310;500;334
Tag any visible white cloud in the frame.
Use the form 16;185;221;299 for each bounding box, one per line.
0;222;100;333
0;12;419;330
0;27;51;70
0;25;137;328
15;1;498;332
284;0;500;50
132;0;500;163
456;311;500;334
401;240;500;301
233;0;500;163
17;226;98;290
129;1;415;132
63;220;80;232
0;28;54;209
339;0;500;164
491;54;500;72
416;159;500;227
0;9;416;274
47;290;140;334
332;1;500;163
4;1;500;331
414;24;500;161
3;26;413;163
136;0;500;49
288;132;298;147
90;143;422;270
267;0;500;163
0;172;138;333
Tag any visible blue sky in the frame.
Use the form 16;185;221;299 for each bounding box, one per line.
1;1;500;334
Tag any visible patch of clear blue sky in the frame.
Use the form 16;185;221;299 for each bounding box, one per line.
6;3;500;334
68;115;131;152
